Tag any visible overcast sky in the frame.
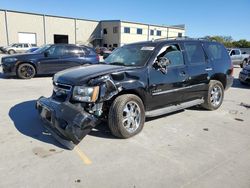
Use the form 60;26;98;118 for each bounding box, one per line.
0;0;249;40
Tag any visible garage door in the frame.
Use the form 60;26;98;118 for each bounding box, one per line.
18;33;36;45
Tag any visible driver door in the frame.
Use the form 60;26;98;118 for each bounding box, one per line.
38;45;65;74
148;43;189;110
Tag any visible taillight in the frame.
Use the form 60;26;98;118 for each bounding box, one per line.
230;60;234;76
96;55;100;62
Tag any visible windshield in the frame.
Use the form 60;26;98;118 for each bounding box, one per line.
33;44;52;54
104;44;155;66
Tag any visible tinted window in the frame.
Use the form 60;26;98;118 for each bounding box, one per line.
204;43;229;61
156;30;161;36
47;46;65;56
178;33;182;37
158;44;184;67
24;44;29;47
137;28;143;35
113;27;118;33
65;46;82;56
103;28;107;34
124;27;130;33
150;30;154;35
184;42;205;64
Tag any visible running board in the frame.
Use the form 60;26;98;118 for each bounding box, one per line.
146;99;204;118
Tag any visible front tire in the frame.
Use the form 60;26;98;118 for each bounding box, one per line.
202;80;224;110
241;60;247;68
108;94;145;138
17;63;36;79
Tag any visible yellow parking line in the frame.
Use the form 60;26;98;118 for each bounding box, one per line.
74;146;92;165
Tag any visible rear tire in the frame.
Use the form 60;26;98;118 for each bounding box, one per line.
17;63;36;79
202;80;224;110
8;50;15;54
108;94;145;138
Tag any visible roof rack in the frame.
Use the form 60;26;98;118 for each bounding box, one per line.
153;36;213;42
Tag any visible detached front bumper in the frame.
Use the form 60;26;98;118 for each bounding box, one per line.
36;97;100;149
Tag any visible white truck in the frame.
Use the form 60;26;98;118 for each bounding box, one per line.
228;48;250;68
1;43;34;54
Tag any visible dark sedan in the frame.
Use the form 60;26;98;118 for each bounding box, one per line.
0;44;99;79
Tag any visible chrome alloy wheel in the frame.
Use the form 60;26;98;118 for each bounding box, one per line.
122;101;141;133
210;85;222;107
20;65;34;78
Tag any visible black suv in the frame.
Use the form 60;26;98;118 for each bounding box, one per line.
36;39;234;149
1;44;99;79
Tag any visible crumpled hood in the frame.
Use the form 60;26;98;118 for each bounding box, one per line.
53;64;133;86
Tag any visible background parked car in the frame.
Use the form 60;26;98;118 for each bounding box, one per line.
239;65;250;85
228;48;249;68
1;43;35;54
0;44;99;79
95;47;112;56
25;47;39;53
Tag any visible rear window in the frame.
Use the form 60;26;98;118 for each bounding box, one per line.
203;42;230;61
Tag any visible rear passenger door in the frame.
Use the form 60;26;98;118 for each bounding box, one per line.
59;45;84;70
181;41;210;102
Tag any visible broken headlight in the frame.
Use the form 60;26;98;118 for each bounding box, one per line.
72;86;99;102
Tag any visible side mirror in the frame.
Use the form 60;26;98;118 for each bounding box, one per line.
153;57;171;74
44;51;49;57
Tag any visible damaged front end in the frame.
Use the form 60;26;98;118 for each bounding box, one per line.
36;75;120;149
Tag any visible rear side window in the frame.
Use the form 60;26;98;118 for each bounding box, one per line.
184;42;206;64
65;46;82;56
203;42;230;61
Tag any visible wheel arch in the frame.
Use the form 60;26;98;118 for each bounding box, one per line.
210;73;227;89
15;61;37;73
109;89;146;108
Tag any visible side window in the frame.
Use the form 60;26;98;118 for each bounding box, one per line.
24;44;29;48
103;28;107;34
204;43;229;61
235;50;240;55
137;28;143;35
184;42;206;64
65;46;82;56
230;50;235;56
47;46;65;56
158;44;184;67
17;44;22;48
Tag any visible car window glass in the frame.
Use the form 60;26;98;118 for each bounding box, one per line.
184;42;206;64
230;50;235;56
16;44;22;48
204;43;229;61
65;46;82;56
24;44;29;48
47;46;65;56
158;44;184;67
235;50;240;55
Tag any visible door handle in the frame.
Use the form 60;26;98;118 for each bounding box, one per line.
205;67;213;71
